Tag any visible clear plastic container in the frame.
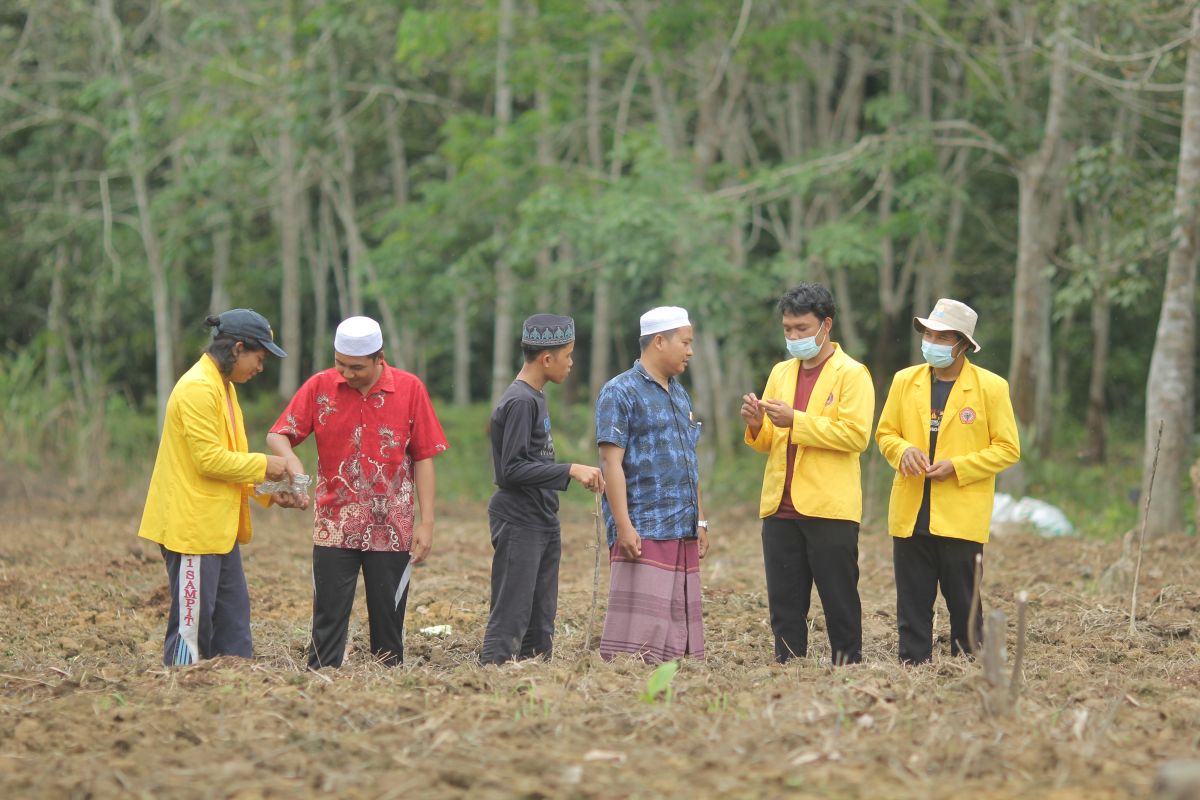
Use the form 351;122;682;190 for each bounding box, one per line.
256;473;313;495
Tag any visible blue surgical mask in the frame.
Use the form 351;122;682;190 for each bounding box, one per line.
921;341;956;369
786;327;825;360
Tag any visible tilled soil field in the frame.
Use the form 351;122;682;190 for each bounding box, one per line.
1;490;1197;799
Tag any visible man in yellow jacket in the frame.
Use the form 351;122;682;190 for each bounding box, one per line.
139;310;295;666
741;284;874;665
875;299;1020;664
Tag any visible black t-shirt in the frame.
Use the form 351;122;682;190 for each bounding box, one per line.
488;380;572;529
913;374;955;536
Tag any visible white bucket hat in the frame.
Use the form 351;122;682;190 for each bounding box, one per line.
914;298;981;353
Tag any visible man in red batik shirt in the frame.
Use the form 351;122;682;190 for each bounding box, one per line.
268;316;448;669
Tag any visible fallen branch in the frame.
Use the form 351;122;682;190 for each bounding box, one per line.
0;673;54;687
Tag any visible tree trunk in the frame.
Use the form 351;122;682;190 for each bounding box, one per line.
209;211;232;315
45;243;67;394
99;0;173;430
381;86;418;369
1009;8;1071;454
325;47;406;368
303;192;330;374
556;241;577;408
319;184;351;320
589;274;612;407
139;170;173;433
490;0;517;405
382;93;410;206
1082;287;1111;464
587;23;611;409
632;0;682;154
491;255;517;404
535;77;555;311
329;177;405;367
1142;7;1200;537
452;291;472;407
875;10;919;388
447;74;470;407
277;126;303;398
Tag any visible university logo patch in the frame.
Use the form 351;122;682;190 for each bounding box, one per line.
959;407;976;424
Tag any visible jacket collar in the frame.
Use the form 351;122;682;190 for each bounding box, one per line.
911;358;978;430
777;344;849;414
198;353;231;395
783;342;848;376
197;354;238;444
912;357;977;391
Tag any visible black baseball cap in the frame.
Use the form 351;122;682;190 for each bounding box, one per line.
212;309;287;357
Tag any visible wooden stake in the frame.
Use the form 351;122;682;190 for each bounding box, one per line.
1008;591;1028;706
967;553;983;656
982;609;1007;689
584;492;604;651
1130;421;1164;636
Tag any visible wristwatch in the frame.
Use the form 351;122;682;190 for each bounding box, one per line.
697;519;709;530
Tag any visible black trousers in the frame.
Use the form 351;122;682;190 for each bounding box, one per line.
761;516;862;664
480;517;561;665
893;534;983;664
308;545;412;669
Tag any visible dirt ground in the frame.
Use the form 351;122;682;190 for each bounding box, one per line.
1;487;1197;800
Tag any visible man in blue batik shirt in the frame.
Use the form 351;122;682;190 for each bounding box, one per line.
595;306;709;663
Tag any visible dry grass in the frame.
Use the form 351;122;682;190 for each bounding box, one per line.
0;488;1198;799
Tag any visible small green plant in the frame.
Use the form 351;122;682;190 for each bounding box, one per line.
93;692;128;712
705;693;728;714
639;660;679;704
513;681;552;721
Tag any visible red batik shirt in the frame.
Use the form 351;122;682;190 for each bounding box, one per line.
270;364;449;552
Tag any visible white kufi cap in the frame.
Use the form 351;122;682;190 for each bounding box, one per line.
640;306;691;337
334;316;384;356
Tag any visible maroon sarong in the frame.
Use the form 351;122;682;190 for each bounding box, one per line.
599;538;705;663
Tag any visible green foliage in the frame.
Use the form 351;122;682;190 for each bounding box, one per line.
806;221;880;273
0;347;70;469
103;394;160;469
1057;143;1170;320
639;660;679;704
428;403;494;505
0;0;1194;493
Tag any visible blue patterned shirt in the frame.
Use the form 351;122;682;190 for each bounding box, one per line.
595;360;701;546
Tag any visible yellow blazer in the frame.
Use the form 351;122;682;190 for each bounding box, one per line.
138;355;269;555
875;360;1021;543
744;344;875;522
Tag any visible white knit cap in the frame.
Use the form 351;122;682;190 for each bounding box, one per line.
334;316;384;356
640;306;691;337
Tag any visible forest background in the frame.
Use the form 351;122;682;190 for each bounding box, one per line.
1;0;1197;540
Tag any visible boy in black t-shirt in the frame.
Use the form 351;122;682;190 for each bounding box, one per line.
480;314;605;665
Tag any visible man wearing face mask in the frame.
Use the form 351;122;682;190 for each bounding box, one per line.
875;299;1020;664
741;284;874;665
